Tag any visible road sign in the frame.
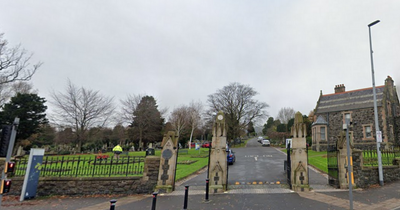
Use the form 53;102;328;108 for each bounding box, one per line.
376;131;382;143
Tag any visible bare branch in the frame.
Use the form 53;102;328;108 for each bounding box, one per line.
49;80;115;152
276;107;296;124
208;82;269;141
0;33;42;85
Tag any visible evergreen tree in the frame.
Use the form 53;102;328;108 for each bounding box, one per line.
130;96;164;150
262;117;275;134
0;93;48;143
247;121;255;136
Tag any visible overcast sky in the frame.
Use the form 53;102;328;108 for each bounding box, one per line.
1;1;399;126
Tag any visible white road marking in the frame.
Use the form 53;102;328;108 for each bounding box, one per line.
254;157;258;161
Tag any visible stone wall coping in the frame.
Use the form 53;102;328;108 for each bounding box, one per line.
362;165;400;170
11;176;142;181
146;156;161;160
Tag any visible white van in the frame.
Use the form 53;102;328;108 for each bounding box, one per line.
257;136;263;143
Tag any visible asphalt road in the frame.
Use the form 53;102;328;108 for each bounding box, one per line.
228;138;287;185
178;137;331;191
176;137;287;189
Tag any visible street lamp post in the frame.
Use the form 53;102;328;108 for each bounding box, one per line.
344;119;353;210
368;20;384;186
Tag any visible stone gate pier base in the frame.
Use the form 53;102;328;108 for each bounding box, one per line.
291;112;310;192
155;131;179;193
208;111;228;193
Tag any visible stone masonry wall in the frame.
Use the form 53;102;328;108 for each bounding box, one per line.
317;107;388;151
395;116;400;144
352;150;400;188
4;156;160;196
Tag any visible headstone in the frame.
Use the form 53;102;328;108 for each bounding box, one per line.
16;146;24;157
156;131;179;193
290;112;310;192
208;111;228;193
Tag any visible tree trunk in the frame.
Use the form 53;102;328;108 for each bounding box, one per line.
189;128;194;150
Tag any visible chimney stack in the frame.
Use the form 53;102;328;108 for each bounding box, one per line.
334;84;345;93
385;75;393;87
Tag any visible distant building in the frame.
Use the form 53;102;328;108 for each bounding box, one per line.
312;76;400;151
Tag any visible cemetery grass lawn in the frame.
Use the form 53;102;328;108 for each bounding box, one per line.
283;149;328;174
175;148;209;181
307;150;328;174
21;149;207;179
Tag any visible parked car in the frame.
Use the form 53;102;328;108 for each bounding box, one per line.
227;149;236;165
202;142;211;148
262;139;271;147
257;136;263;143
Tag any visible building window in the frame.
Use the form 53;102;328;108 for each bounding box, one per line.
362;124;374;140
390;125;394;138
345;113;351;123
365;126;372;138
342;112;352;124
320;127;326;140
313;127;316;143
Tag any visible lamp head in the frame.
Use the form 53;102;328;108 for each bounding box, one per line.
368;20;380;27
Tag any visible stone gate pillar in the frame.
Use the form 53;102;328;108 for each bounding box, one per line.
291;112;310;192
156;131;179;193
208;111;228;193
336;131;355;189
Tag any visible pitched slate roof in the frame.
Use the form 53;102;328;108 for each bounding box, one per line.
312;115;328;125
315;85;384;114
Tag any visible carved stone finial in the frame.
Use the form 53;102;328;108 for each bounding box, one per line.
294;112;303;124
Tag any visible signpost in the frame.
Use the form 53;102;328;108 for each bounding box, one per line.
376;131;382;143
20;148;45;201
0;118;19;207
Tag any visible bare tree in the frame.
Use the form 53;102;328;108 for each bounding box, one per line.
50;80;115;152
120;94;168;126
276;107;295;124
0;33;42;85
0;81;36;107
120;94;143;124
276;107;295;132
169;105;189;142
187;101;203;149
208;82;269;143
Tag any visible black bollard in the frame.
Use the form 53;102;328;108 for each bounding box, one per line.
151;192;158;210
110;199;117;210
183;185;189;210
205;178;209;201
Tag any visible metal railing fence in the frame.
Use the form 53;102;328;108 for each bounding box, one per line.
363;146;400;166
12;155;145;177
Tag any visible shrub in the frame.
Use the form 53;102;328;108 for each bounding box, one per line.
58;150;71;155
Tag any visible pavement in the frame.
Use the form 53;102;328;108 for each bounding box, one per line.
2;146;400;210
2;172;400;210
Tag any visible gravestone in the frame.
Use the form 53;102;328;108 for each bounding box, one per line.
156;131;179;193
290;112;310;192
208;111;228;193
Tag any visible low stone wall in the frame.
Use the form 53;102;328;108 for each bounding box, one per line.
5;156;160;196
352;150;400;188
